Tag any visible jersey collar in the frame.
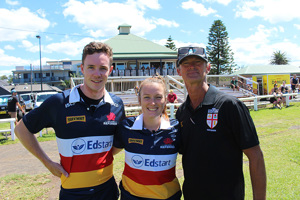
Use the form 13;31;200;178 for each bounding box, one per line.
130;114;172;130
69;85;114;105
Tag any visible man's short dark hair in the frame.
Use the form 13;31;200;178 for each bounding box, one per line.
82;42;113;65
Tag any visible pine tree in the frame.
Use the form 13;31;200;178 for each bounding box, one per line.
165;35;177;51
206;20;236;78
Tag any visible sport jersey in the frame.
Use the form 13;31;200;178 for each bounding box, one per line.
114;114;182;199
23;85;125;190
176;85;259;199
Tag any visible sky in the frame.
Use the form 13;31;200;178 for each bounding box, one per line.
1;0;300;76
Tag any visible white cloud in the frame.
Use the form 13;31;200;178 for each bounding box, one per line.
5;0;20;6
230;25;300;66
0;48;31;68
63;0;170;37
235;0;300;23
152;18;179;28
46;37;95;57
294;24;300;30
0;7;50;42
37;9;46;18
278;26;284;33
4;45;14;50
203;0;232;6
181;0;217;16
127;0;161;10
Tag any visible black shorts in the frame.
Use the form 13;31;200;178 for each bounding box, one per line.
59;176;119;200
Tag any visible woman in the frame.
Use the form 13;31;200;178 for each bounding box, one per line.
280;81;289;107
269;83;282;109
113;75;182;200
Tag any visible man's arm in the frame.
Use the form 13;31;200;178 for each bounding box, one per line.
16;102;25;113
243;145;266;200
15;120;68;178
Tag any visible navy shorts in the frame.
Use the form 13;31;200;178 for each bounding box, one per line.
59;176;119;200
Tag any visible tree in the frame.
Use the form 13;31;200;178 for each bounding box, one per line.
0;75;8;80
165;35;177;51
270;50;289;65
206;20;236;80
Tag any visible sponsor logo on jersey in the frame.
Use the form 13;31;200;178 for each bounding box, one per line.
160;137;175;149
103;112;117;125
180;121;183;127
206;108;219;129
131;155;172;168
66;115;86;124
131;155;144;168
71;139;86;154
128;138;144;145
71;138;112;154
65;102;75;108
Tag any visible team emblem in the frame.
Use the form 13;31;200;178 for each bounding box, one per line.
206;108;219;129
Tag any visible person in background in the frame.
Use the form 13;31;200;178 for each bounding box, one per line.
15;42;125;200
269;83;283;109
113;75;182;200
290;74;299;98
280;81;289;107
230;76;242;91
175;46;266;200
167;89;178;103
7;89;25;125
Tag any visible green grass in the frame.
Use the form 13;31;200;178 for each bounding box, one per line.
0;102;299;199
243;102;300;200
0;128;56;145
0;174;53;199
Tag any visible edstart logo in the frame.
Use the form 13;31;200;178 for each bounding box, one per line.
131;155;143;168
71;139;86;154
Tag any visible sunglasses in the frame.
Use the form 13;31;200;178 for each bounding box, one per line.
177;47;207;65
178;47;206;55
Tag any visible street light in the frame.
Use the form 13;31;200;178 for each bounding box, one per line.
36;35;43;91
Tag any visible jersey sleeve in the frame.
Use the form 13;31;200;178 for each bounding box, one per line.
23;94;62;134
224;99;259;150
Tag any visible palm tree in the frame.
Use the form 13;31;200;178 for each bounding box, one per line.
270;50;289;65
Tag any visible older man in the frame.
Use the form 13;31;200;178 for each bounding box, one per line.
176;46;266;200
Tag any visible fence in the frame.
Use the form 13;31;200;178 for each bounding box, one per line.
0;118;16;140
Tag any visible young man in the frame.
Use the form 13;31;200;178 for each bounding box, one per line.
175;46;266;200
231;76;242;91
15;42;125;199
290;74;299;93
7;89;25;124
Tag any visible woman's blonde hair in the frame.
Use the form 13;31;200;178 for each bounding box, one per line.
138;74;168;120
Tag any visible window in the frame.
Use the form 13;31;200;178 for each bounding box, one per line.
116;63;126;70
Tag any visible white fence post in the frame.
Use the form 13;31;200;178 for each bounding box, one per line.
170;104;175;119
10;119;15;140
254;96;258;111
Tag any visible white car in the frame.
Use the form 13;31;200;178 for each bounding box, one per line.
34;92;58;108
20;93;34;111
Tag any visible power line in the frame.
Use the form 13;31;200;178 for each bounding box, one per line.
0;26;92;38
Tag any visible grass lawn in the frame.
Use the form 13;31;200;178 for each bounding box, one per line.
0;102;299;199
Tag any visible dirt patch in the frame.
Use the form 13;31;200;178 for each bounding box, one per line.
0;140;61;199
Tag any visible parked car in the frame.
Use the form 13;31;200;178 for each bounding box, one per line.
20;93;35;111
34;92;58;108
0;95;10;116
